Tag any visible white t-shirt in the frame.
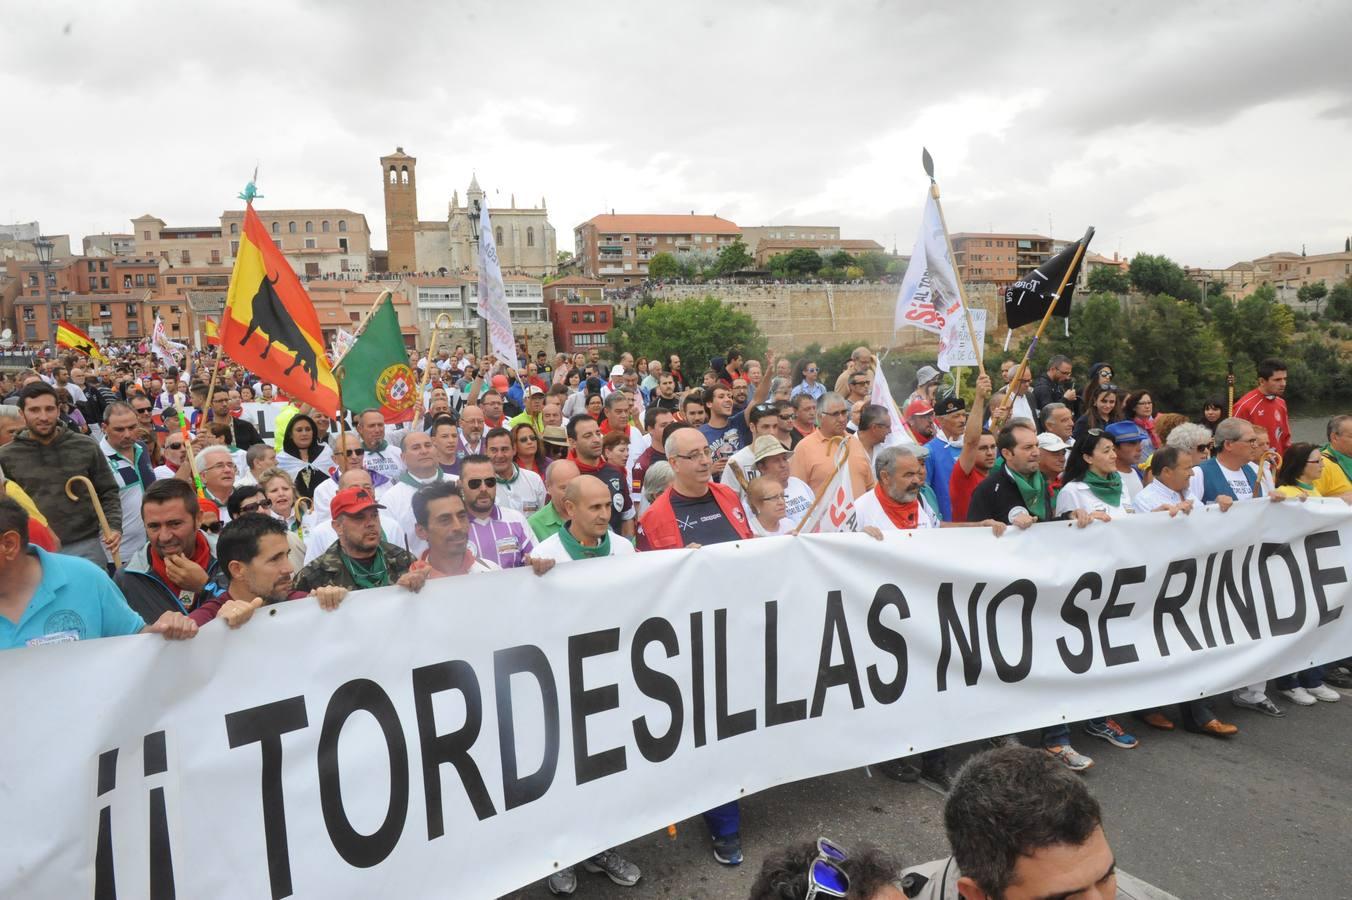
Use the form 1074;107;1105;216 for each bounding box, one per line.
363;442;404;481
1133;479;1190;514
303;514;408;564
496;466;547;516
1055;480;1130;519
850;487;940;532
1119;467;1144;502
1188;460;1256;504
749;514;797;536
532;530;636;563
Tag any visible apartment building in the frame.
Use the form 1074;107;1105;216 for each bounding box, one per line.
949;232;1053;286
573;213;741;287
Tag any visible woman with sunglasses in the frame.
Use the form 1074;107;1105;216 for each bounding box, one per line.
154;434;189;481
1071;382;1122;442
511;422;546;475
235;476;308;570
1056;429;1130;520
276;414;333;501
1274;442;1325;499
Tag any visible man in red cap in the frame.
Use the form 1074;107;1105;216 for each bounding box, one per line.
904;396;936;445
292;485;420;593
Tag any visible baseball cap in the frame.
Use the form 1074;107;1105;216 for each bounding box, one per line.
933;395;966;417
1104;420;1149;444
490;374;510;392
904;397;934;418
915;365;942;387
610;364;626;378
751;434;791;462
330;486;385;519
1037;432;1071;452
525;385;545;397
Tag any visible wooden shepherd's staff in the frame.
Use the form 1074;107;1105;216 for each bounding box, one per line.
65;475;121;571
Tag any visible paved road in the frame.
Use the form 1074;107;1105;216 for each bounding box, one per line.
504;686;1352;899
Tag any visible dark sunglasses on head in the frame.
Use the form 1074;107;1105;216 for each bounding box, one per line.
804;838;849;900
464;477;497;489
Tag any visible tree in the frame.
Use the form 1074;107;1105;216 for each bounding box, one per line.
1297;281;1328;314
647;252;681;279
1087;265;1131;294
1128;253;1196;300
608;296;766;375
1327;278;1352;323
827;250;855;270
556;250;572;265
1210;284;1293;365
856;251;891;279
709;239;754;277
767;248;823;278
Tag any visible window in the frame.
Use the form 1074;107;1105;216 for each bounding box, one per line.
210;249;221;264
98;304;110;317
495;226;503;246
127;320;139;335
288;221;297;234
231;240;240;256
985;240;992;248
274;240;282;249
166;276;178;285
24;324;36;340
26;274;37;287
571;312;579;323
340;258;349;272
21;307;35;321
135;274;145;287
305;221;314;233
180;250;190;264
389;166;397;184
230;223;239;235
338;220;347;232
272;221;280;235
126;303;137;317
350;312;360;322
339;238;348;253
170;306;180;315
600;310;608;323
101;277;109;289
183;276;193;285
123;276;132;289
583;311;596;323
86;261;95;272
160;251;170;261
143;230;151;240
148;274;157;286
527;226;534;248
305;239;316;249
88;277;97;290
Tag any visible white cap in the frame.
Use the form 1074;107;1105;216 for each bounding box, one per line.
1037;432;1071;452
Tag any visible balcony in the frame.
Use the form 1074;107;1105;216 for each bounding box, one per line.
599;266;624;275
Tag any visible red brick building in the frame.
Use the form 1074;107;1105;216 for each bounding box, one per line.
543;275;613;353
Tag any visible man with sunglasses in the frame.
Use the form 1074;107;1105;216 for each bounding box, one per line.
116;478;228;627
459;455;540;570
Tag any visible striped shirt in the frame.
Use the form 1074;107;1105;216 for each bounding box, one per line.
467;506;535;569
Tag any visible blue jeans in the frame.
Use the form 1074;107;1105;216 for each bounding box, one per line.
703;801;740;839
1275;666;1325;690
1042;720;1108;748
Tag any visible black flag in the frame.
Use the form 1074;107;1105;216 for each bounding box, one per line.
1002;227;1094;329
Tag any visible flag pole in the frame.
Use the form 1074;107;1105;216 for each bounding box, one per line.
332;289;392;372
995;226;1094;423
924;148;985;376
793;438;851;536
412;314;450;431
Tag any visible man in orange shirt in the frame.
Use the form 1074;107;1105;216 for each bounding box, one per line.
789;392;874;499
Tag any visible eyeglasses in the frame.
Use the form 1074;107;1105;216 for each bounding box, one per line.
673;447;713;462
204;461;236;472
821;409;849;418
240;498;273;513
804;838;850;900
464;477;498;489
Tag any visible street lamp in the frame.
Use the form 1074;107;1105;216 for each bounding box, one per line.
468;199;488;354
34;237;54;353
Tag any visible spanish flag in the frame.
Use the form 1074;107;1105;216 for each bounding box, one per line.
55;319;109;363
203;316;221;346
222;205;339;415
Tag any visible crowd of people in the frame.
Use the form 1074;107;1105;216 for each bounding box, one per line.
0;339;1347;897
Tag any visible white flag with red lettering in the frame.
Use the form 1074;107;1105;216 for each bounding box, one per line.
797;439;857;534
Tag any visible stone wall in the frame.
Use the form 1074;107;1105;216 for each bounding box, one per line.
646;282;1005;353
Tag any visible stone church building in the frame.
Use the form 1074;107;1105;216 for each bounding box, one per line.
381;147;557;277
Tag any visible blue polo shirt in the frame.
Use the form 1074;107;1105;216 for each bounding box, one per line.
925;437;962;522
0;546;144;651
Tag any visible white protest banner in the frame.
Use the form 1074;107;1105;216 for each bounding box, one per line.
797;440;858;534
937;307;987;371
2;502;1349;898
477;203;520;371
869;365;916;447
893;192;962;335
239;401;291;441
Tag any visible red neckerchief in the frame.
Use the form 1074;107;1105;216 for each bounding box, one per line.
568;451;606;475
599;417;628;435
149;532;213;595
485;415;506;429
872;483;919;529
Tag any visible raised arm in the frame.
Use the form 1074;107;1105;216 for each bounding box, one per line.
955;372;991;475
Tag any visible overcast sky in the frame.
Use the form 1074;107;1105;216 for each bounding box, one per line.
2;1;1349;268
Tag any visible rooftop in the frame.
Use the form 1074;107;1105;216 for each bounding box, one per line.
580;213;740;236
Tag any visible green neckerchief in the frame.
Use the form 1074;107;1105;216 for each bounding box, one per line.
1324;444;1352;481
367;438;389;453
339;546;390;589
556;526;611;560
399;469;444;489
1296;481;1315;493
1005;467;1049;519
1082;469;1123;507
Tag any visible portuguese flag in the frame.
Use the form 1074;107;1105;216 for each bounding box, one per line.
221;204;340;415
336;292;418;423
55;319;108;362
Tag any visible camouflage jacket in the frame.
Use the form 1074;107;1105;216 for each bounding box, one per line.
292;540;415;594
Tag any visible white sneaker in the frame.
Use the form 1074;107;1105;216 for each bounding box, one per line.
1279;686;1317;706
1307;684;1342;703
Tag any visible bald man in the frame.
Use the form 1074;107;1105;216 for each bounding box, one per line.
532;474;636;563
527;458;580;542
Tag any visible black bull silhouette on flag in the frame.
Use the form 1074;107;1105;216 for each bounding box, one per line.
239;273;322;389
